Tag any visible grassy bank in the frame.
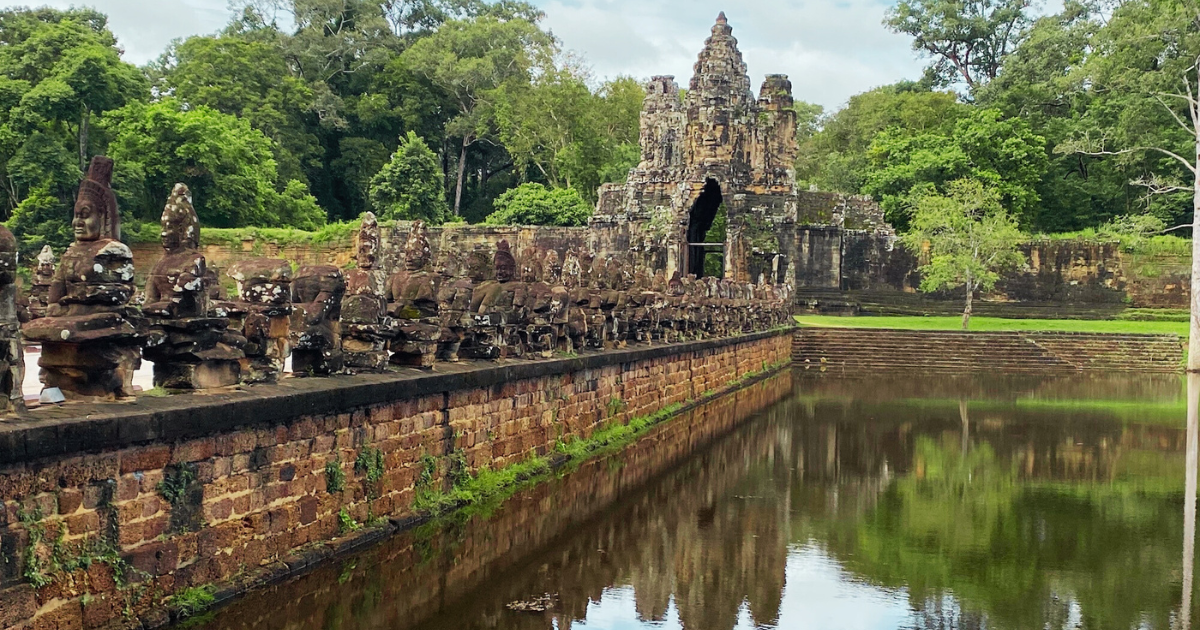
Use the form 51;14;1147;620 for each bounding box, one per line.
793;315;1189;337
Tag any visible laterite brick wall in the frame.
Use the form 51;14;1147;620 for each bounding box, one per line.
0;330;792;630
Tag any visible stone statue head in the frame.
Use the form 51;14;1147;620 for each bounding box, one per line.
562;250;581;289
161;183;200;254
35;246;55;279
73;156;119;242
437;250;460;278
356;212;380;270
404;220;432;272
543;249;562;285
520;248;543;283
494;240;516;283
466;246;491;282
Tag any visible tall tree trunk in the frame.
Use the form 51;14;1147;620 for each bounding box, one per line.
962;279;973;331
1191;94;1200;372
453;137;468;217
78;106;90;173
1186;372;1199;630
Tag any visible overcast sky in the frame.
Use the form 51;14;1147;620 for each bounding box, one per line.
8;0;927;110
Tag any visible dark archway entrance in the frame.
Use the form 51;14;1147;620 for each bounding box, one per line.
686;179;724;278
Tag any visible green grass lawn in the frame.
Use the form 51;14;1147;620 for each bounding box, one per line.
793;314;1190;337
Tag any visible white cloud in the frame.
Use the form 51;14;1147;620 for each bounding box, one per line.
2;0;927;110
540;0;926;109
17;0;228;64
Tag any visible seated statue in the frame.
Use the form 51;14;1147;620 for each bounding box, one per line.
226;259;292;383
386;221;441;367
467;240;519;359
434;250;473;362
291;265;346;375
142;184;245;389
22;157;142;400
27;245;55;320
341;212;392;372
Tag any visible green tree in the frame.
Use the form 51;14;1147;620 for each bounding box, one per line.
400;15;554;215
900;179;1025;329
864;108;1047;229
885;0;1033;92
0;8;146;219
101;99;325;229
369;131;448;222
155;35;320;186
483;182;591;226
796;84;965;194
493;66;640;201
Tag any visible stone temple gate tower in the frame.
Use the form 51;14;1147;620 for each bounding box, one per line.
591;12;801;284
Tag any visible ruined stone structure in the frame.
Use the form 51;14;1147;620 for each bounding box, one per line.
590;14;896;295
224;259;293;383
143;184;245;389
341;212;393;371
290;265;346;375
22;157;143;400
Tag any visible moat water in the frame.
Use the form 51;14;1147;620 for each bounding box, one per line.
185;371;1200;630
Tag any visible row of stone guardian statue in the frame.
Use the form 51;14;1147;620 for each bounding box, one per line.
0;157;791;409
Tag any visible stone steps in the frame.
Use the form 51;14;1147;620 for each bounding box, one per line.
792;328;1184;374
794;289;1128;320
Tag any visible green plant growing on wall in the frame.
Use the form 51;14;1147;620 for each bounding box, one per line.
355;446;387;523
337;508;359;535
605;396;627;418
168;585;216;619
417;454;438;489
156;466;196;506
325;458;346;494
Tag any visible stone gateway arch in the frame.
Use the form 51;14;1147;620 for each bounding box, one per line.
590;12;898;293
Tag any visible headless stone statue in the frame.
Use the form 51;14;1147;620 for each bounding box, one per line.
23;157;142;400
341;212;392;372
227;259;292;383
142;184;245;389
291;265;346;375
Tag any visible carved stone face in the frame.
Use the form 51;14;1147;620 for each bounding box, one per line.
494;241;516;283
404;221;432;272
72;197;103;242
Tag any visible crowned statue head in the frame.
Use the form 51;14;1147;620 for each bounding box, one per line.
403;220;432;272
160;183;200;254
73;156;120;242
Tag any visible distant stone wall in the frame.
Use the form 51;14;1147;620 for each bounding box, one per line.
793;328;1183;374
0;330;792;630
795;233;1191;310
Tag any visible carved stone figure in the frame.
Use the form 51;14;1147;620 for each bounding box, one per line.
0;226;24;412
466;240;519;359
142;184;245;389
387;221;441;367
291;265;345;375
341;213;392;371
22;157;142;400
227;258;292;383
27;246;56;320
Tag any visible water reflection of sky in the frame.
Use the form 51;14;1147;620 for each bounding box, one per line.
572;546;916;630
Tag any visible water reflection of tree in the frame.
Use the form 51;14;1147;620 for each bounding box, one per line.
794;405;1187;630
